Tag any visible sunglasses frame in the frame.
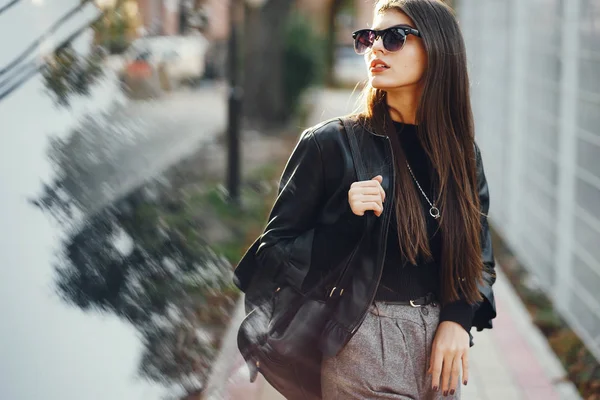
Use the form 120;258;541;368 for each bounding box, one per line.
352;25;422;55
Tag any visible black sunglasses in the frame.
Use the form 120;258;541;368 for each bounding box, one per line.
352;25;422;55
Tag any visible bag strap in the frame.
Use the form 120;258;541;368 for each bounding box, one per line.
285;117;374;301
341;117;379;228
341;116;368;181
324;117;375;298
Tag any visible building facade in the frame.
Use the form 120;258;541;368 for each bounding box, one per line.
136;0;181;36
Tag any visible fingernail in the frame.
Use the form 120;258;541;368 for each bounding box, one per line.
432;386;438;392
463;380;468;386
450;389;455;395
443;390;448;396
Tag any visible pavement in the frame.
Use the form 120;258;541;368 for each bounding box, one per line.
208;89;582;400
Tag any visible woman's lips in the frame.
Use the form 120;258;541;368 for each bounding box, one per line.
370;65;390;73
369;58;390;73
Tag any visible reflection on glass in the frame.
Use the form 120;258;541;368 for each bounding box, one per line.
31;109;240;395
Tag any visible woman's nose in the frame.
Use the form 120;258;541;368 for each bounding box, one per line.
371;35;386;52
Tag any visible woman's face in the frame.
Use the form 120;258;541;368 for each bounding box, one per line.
364;9;427;91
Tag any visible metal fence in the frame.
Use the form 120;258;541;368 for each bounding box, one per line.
457;0;600;361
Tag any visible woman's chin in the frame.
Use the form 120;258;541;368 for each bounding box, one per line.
369;76;396;90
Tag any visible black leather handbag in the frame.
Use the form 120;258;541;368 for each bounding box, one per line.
236;117;371;400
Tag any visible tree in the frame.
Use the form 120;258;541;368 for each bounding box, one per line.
325;0;346;87
241;0;293;129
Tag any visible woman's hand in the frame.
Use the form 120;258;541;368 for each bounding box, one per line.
428;321;470;396
348;175;386;217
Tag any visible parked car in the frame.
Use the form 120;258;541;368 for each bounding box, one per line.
124;34;209;86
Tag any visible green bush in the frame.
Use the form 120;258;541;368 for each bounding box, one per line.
93;6;135;55
283;13;325;114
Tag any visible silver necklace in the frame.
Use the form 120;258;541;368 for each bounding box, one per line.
405;160;440;219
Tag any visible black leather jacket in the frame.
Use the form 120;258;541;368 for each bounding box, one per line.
234;116;497;357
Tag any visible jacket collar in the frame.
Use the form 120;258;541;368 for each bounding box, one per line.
349;115;387;138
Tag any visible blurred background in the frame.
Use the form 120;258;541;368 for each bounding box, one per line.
0;0;598;399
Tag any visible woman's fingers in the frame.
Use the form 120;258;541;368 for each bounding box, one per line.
351;179;381;189
365;202;383;216
462;352;469;386
352;178;385;200
349;201;383;216
430;346;462;395
354;188;383;197
436;352;466;395
447;355;462;395
371;175;386;202
440;354;453;396
348;178;386;216
428;350;443;392
358;194;383;206
361;196;383;216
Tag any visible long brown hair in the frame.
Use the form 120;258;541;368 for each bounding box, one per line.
359;0;483;305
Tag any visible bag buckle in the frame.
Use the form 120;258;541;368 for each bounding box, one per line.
329;286;344;297
409;299;422;308
410;293;436;307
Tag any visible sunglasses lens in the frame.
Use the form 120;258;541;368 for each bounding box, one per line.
354;30;374;54
383;29;406;52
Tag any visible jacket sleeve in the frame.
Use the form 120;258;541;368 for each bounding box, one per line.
471;141;497;331
253;129;326;292
439;297;475;333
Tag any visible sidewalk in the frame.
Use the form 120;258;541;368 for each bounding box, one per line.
461;268;580;400
63;83;229;216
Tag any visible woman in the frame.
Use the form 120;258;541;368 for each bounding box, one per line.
234;0;496;399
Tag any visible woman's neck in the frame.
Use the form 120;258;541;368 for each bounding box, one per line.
385;87;422;125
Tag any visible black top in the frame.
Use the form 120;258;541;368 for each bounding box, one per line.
374;121;474;332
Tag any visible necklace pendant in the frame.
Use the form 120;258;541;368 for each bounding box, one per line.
429;206;440;219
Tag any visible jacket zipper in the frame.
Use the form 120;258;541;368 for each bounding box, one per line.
349;136;396;334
